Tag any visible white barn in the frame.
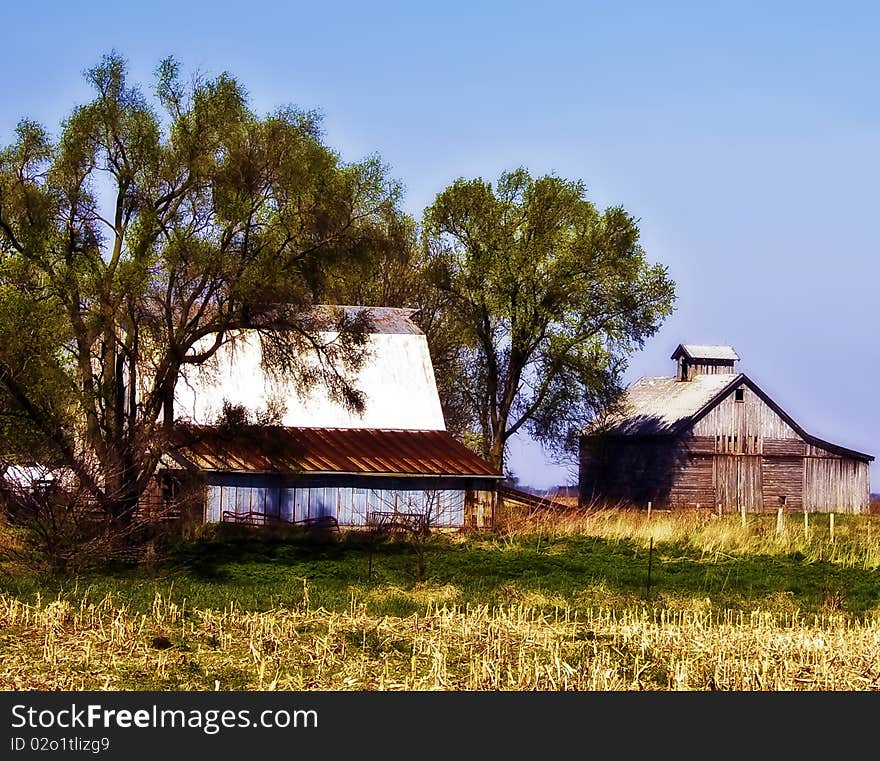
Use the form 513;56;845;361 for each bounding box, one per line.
148;306;500;530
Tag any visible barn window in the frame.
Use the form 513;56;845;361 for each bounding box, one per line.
735;388;745;403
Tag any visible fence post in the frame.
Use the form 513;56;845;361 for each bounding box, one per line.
776;507;783;535
829;512;835;543
803;510;809;540
717;503;722;517
740;502;746;528
647;501;652;521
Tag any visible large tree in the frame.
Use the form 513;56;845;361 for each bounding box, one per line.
0;52;404;524
422;168;676;473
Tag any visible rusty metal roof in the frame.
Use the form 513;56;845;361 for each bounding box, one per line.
167;425;503;478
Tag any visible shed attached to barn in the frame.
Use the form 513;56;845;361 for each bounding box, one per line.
159;425;500;529
579;344;873;514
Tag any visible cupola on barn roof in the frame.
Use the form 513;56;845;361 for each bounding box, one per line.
671;344;740;362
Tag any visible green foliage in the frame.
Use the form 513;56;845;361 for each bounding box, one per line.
422;168;677;469
0;51;405;521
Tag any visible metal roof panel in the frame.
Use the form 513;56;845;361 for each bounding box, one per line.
169;425;503;478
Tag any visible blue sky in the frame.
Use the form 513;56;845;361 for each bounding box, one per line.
1;1;877;489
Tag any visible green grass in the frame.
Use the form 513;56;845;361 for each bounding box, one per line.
3;513;879;620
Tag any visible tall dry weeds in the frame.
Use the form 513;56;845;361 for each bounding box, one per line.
498;503;880;570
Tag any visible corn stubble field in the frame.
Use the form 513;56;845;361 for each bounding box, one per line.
2;507;880;691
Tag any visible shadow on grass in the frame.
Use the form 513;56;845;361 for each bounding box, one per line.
3;529;878;618
163;530;880;617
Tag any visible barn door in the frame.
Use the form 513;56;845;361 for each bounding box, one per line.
715;457;763;513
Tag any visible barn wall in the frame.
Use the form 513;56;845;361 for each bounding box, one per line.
201;473;495;528
804;458;870;514
580;437;657;507
465;489;495;529
763;439;806;456
136;471;207;530
714;456;763;513
666;454;715;508
692;386;799;442
761;457;804;512
580;436;705;508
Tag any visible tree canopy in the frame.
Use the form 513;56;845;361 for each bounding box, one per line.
0;52;406;521
422;168;676;472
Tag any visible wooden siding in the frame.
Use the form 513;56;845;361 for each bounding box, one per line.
466;489;495;529
692;386;799;441
666;454;715;508
687;362;735;379
804;458;869;513
677;357;735;380
580;437;715;509
715;456;762;513
763;438;806;457
805;442;843;459
580;438;679;507
199;473;496;528
761;457;804;512
580;432;870;514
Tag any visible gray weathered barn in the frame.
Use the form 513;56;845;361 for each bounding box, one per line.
579;344;874;514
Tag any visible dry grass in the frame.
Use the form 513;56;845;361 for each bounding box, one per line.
499;503;880;570
2;589;879;691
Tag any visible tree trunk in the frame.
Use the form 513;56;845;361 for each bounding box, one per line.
488;430;506;473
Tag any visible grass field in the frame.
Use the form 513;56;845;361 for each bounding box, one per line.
1;508;879;690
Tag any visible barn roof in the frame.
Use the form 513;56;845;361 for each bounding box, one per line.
671;344;739;361
175;304;446;431
307;305;423;335
601;374;737;435
165;425;503;478
591;373;874;462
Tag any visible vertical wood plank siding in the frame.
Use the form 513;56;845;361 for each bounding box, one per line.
715;456;763;513
804;459;869;513
204;475;496;527
687;362;735;379
691;386;799;442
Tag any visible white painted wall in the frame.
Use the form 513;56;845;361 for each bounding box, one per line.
174;328;447;431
